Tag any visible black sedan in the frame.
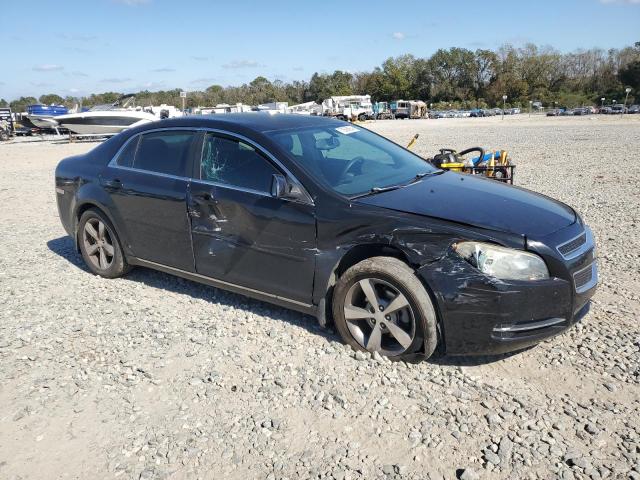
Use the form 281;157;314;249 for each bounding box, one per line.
55;114;598;360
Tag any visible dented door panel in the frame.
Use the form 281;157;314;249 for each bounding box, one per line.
188;181;316;303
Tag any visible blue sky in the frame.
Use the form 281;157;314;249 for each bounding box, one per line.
1;0;639;101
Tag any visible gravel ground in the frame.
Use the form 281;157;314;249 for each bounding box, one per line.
0;115;639;480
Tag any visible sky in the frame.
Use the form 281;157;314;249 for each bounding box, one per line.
1;0;639;101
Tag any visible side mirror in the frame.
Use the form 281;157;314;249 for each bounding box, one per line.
271;173;288;198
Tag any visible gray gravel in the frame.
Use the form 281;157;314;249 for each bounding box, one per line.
0;115;639;479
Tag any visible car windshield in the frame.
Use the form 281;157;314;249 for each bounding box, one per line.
268;124;437;196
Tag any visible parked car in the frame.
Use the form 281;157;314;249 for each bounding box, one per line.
628;105;640;114
546;109;561;117
55;114;598;360
600;106;612;114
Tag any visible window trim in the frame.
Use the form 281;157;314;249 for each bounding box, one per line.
108;126;314;205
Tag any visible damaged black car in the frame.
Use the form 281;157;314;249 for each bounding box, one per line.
55;114;598;360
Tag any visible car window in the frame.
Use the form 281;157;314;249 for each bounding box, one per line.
314;131;393;164
133;130;196;177
200;134;279;193
269;125;436;196
115;136;139;167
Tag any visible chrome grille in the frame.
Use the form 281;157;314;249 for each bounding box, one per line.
558;233;586;257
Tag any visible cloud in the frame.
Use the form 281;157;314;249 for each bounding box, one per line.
151;67;175;72
30;82;53;87
191;77;217;84
137;81;165;89
57;33;97;42
292;66;304;71
392;32;405;40
222;60;261;69
100;77;131;83
71;71;89;77
112;0;150;5
191;56;209;61
599;0;640;3
69;88;80;93
33;64;64;72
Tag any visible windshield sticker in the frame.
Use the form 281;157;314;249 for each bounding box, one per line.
335;126;360;135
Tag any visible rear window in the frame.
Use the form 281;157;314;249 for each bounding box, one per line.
133;130;197;177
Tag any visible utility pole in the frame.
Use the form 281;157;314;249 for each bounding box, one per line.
180;91;187;114
502;95;507;120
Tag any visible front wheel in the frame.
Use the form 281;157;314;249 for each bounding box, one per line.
332;257;438;360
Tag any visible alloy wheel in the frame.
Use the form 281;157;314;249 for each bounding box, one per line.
82;218;115;270
343;278;416;356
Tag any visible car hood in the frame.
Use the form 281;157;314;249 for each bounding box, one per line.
356;172;576;237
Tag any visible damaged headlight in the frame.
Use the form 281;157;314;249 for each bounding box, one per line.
453;242;549;281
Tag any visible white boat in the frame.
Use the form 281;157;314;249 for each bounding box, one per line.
56;95;156;135
29;116;62;129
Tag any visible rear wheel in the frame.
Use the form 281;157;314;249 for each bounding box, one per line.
332;256;438;360
78;208;130;278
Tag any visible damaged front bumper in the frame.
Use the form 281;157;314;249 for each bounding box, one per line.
417;249;597;356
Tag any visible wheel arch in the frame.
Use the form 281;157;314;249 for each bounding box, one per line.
73;201;126;254
317;243;446;356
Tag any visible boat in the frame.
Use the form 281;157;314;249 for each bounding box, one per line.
55;94;156;135
142;104;184;119
26;104;69;129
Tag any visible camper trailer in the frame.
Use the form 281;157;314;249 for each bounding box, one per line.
409;100;428;119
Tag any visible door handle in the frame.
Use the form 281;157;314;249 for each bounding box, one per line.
103;178;123;189
196;192;214;201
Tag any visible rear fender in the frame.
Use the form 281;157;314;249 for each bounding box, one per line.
73;182;134;256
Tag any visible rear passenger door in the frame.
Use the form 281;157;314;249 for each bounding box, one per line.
102;129;200;272
188;132;316;304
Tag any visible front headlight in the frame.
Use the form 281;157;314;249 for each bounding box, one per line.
453;241;549;281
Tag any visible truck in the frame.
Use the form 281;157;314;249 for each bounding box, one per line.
0;107;14;140
322;95;373;121
390;100;410;119
373;101;394;119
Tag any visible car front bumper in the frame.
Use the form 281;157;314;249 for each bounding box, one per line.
417;225;598;355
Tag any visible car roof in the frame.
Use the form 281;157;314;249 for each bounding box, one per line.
145;113;342;134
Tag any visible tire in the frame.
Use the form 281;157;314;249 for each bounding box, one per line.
78;208;131;278
332;256;438;360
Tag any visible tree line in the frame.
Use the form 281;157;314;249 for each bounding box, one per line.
3;42;639;113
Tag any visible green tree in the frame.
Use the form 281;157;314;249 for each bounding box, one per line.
38;94;65;105
9;96;38;113
619;61;640;92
